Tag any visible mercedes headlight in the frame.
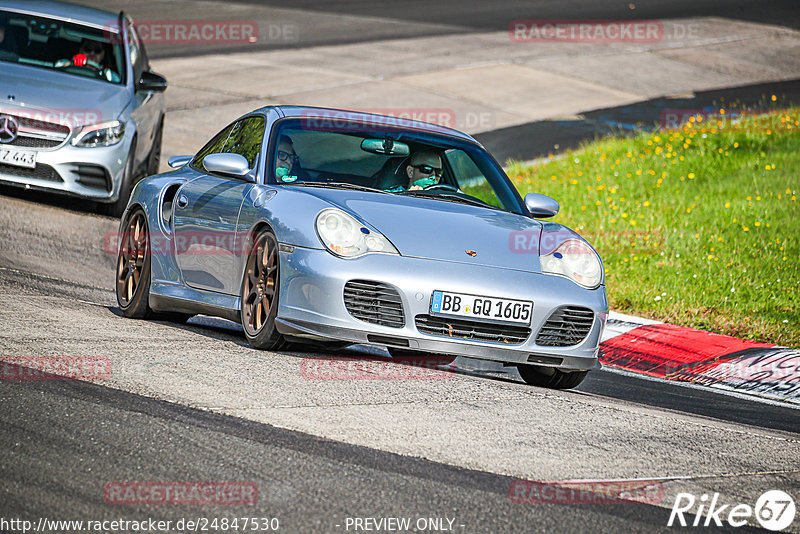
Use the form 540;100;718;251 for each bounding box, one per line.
315;208;398;258
71;120;125;147
540;239;603;289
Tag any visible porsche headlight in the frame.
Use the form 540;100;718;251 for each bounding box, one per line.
71;120;125;147
315;208;398;258
540;239;603;289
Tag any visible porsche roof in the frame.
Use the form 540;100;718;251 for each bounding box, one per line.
271;105;478;144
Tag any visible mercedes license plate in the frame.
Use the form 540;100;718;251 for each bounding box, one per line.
0;147;36;169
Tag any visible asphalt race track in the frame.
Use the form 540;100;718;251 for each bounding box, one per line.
82;0;800;58
1;170;799;532
1;1;800;532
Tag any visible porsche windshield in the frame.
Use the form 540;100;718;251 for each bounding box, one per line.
270;118;527;215
0;10;125;84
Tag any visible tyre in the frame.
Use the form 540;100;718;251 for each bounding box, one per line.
103;141;137;218
516;364;588;389
146;118;164;176
303;340;353;352
387;347;456;366
153;312;193;323
240;228;287;350
116;208;153;318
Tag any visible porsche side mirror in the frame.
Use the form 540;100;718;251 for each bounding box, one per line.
203;153;251;178
525;193;560;218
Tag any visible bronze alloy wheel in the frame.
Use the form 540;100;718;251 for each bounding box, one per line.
242;231;279;336
115;208;191;322
116;210;148;308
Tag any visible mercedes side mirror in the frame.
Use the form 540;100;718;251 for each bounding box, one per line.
137;70;168;92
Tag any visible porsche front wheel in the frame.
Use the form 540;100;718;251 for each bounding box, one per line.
241;229;287;350
387;348;456;366
517;364;587;389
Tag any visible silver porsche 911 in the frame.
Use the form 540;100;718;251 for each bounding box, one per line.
116;106;608;389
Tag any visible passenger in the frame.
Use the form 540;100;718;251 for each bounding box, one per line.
275;135;298;182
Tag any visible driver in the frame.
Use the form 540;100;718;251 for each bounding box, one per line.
55;38;120;82
384;150;443;192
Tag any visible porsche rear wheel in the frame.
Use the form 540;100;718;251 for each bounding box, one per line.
517;364;587;389
115;209;192;322
241;229;287;350
116;208;152;318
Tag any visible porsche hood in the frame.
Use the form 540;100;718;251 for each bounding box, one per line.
299;188;545;272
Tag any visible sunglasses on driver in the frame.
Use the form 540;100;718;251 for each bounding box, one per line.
411;164;443;177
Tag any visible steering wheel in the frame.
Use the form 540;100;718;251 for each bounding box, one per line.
423;183;459;192
56;55;105;78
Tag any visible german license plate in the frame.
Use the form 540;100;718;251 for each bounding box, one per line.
0;147;36;169
430;290;533;324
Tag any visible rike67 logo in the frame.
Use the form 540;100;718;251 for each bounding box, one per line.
668;490;796;531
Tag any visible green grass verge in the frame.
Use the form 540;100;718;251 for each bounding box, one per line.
506;105;799;347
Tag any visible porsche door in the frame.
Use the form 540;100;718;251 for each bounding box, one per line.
172;116;265;294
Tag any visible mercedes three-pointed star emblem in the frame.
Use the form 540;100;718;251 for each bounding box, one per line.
0;115;19;144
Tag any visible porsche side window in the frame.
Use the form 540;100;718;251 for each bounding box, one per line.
445;149;504;209
191;124;234;171
220;116;265;168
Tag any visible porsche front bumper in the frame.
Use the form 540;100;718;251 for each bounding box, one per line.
276;246;608;371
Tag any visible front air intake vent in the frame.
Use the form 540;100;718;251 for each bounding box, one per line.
0;162;62;182
535;306;594;347
72;164;111;191
5;136;62;149
415;315;530;345
343;280;405;328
